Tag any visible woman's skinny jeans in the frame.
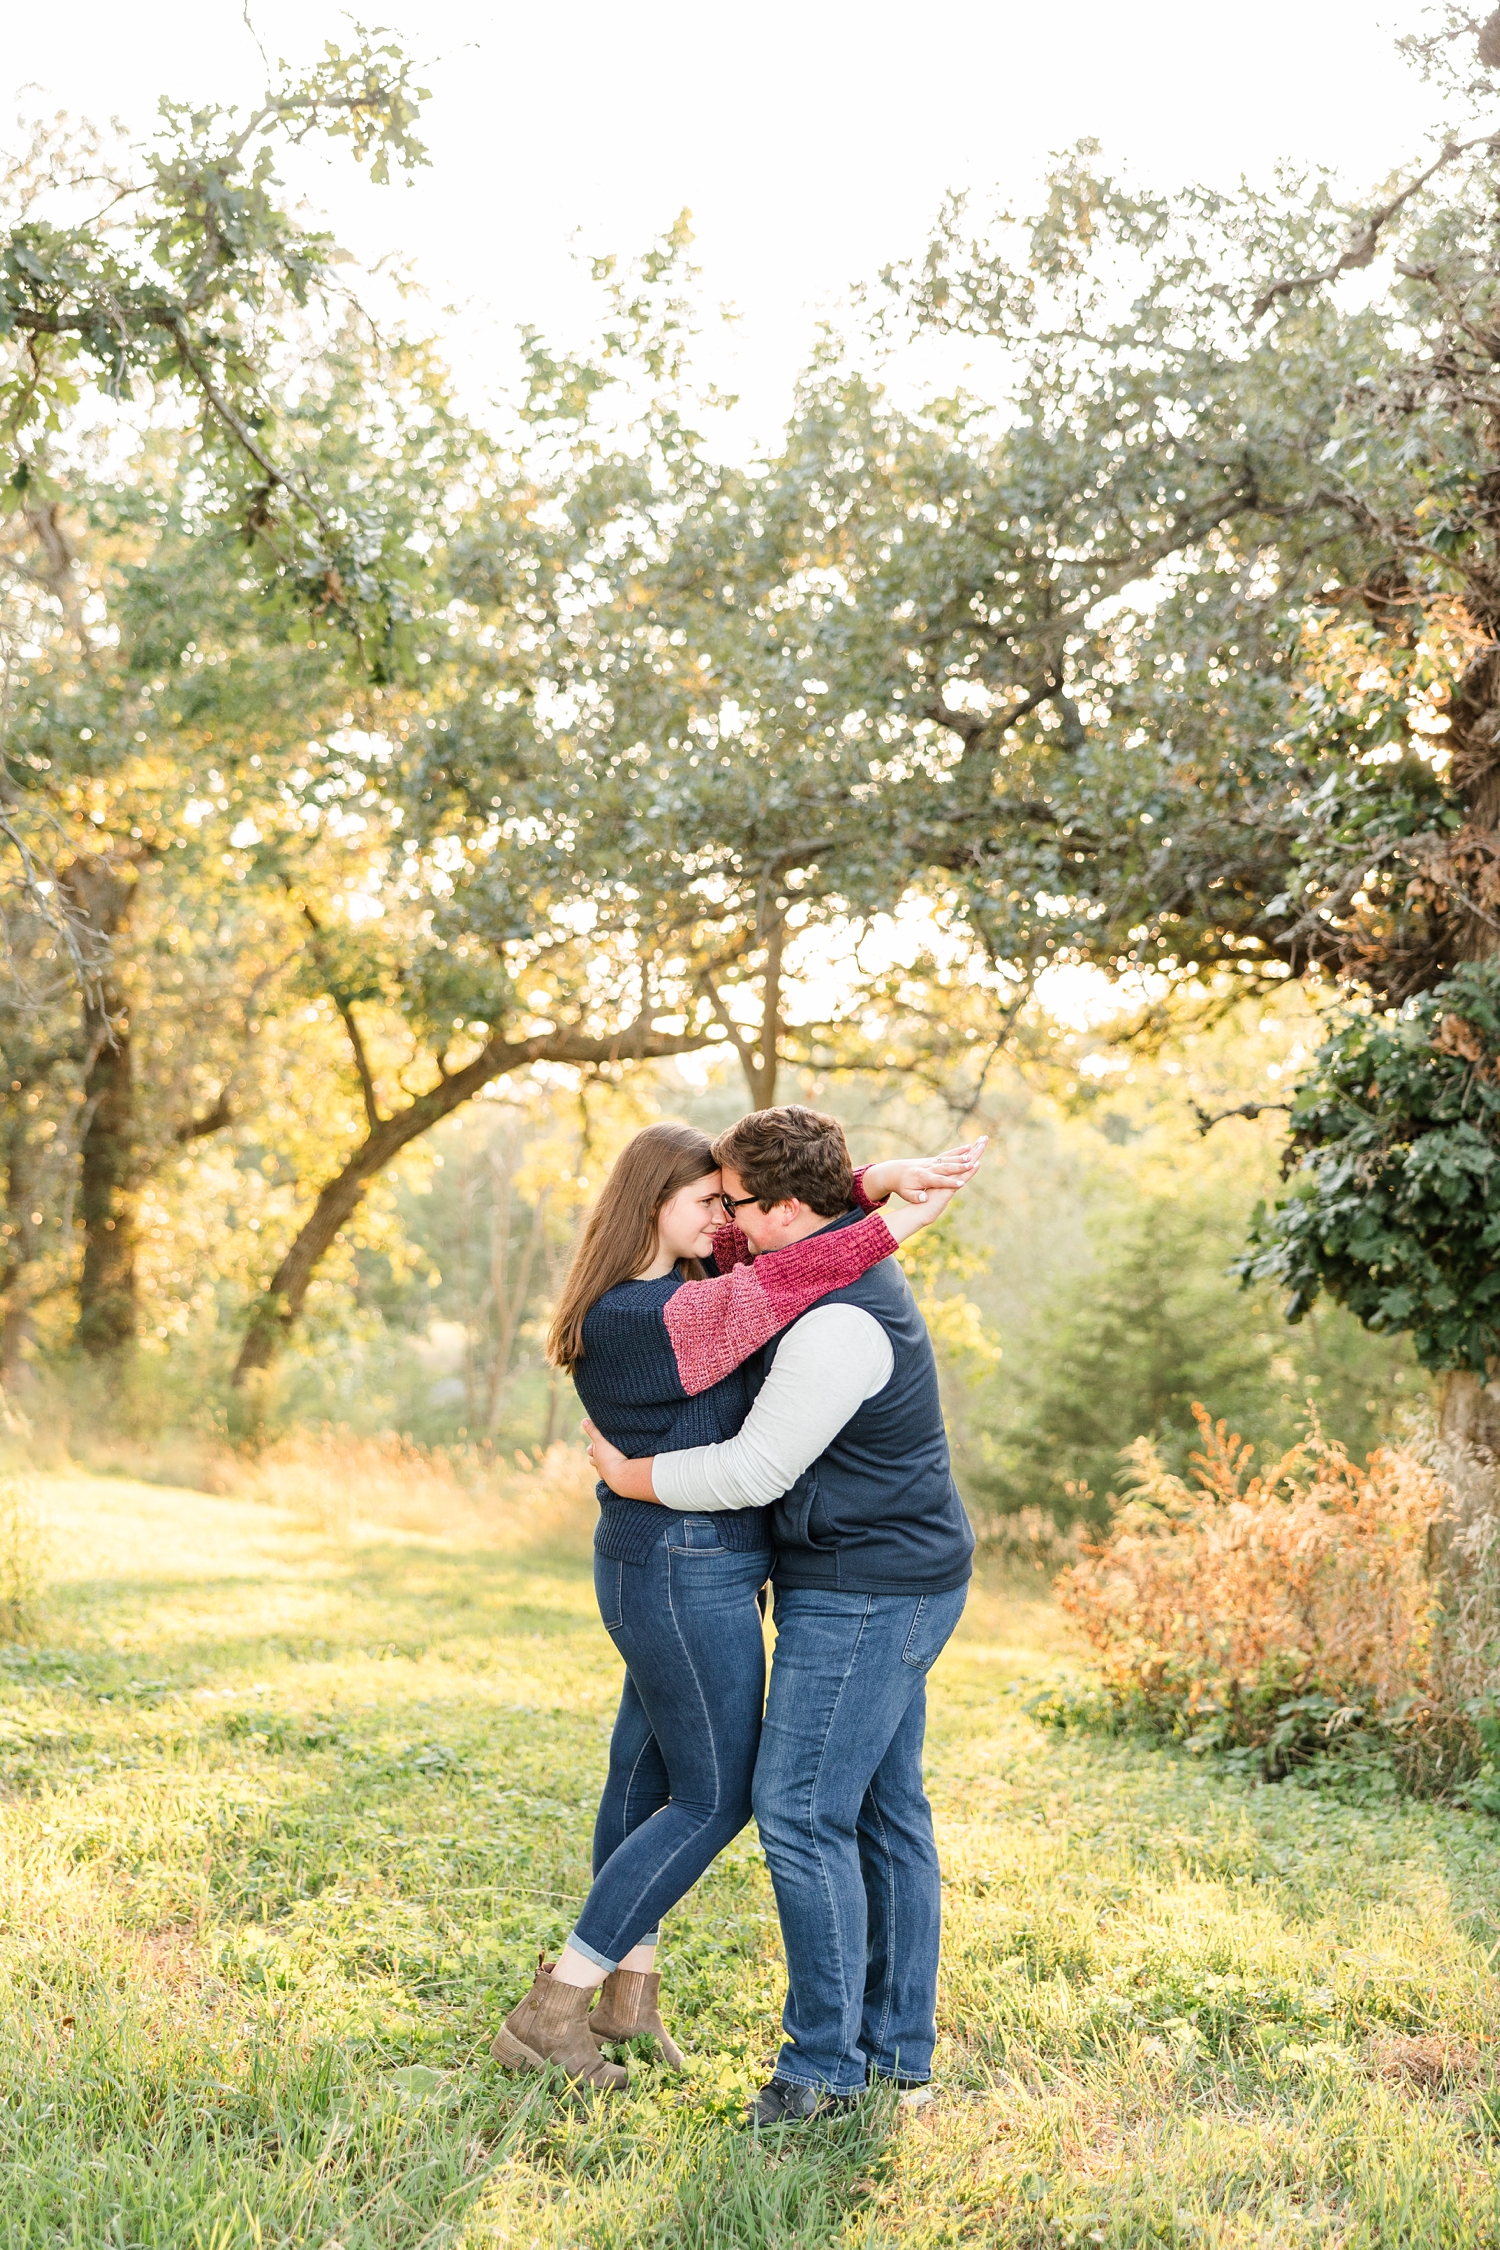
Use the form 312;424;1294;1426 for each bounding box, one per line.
568;1517;769;1971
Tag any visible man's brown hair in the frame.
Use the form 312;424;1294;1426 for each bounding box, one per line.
712;1105;854;1219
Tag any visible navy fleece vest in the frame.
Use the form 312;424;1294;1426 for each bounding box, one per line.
756;1218;974;1595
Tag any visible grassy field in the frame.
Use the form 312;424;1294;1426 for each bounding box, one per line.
4;1470;1500;2248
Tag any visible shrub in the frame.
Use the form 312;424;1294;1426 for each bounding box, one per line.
1237;959;1500;1373
972;1504;1085;1575
1054;1405;1449;1776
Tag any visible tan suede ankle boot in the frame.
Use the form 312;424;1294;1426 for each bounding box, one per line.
491;1960;627;2091
587;1968;685;2070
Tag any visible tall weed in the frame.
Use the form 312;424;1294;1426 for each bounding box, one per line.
1416;1425;1500;1806
0;1475;49;1641
973;1502;1085;1575
1055;1405;1451;1778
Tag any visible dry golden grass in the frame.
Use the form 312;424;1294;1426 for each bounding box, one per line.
1056;1404;1449;1745
0;1472;50;1640
3;1401;601;1556
231;1426;598;1546
1373;2033;1484;2091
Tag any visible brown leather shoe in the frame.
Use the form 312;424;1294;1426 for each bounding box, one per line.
491;1959;627;2091
587;1968;685;2070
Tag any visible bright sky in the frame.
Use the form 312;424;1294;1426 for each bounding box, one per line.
11;0;1455;449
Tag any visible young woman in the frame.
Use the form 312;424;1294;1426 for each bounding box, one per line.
491;1118;982;2090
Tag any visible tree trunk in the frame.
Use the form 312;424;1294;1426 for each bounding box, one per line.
703;912;785;1108
0;1119;38;1387
76;1010;138;1355
748;914;785;1110
1432;1371;1500;1582
1436;661;1500;1473
1439;1370;1500;1460
231;1020;717;1387
62;857;141;1358
486;1183;547;1435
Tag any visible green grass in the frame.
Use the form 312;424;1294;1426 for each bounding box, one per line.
4;1473;1500;2246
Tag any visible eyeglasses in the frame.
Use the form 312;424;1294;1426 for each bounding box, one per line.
719;1192;758;1218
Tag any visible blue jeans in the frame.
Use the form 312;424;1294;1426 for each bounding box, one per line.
751;1582;968;2092
569;1518;769;1970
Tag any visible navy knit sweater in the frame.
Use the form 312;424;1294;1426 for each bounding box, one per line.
574;1274;773;1563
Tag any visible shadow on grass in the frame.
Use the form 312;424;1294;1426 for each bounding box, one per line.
489;2078;901;2250
993;1669;1500;1972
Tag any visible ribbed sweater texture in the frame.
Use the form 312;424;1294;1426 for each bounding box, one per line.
573;1170;894;1564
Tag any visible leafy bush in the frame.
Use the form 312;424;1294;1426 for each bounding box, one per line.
1054;1406;1450;1777
1238;961;1500;1371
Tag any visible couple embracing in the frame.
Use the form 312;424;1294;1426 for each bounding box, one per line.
491;1104;984;2122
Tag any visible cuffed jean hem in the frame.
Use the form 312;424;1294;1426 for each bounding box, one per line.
564;1929;619;1973
566;1917;665;1971
770;2067;869;2097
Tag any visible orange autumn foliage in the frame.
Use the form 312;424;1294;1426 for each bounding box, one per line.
1055;1404;1448;1741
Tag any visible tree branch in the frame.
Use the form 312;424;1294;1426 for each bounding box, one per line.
165;317;348;575
165;944;293;1150
231;1014;726;1385
1;813;110;1012
1192;1099;1294;1135
699;975;757;1066
1252;135;1500;321
298;902;382;1131
174;1090;235;1144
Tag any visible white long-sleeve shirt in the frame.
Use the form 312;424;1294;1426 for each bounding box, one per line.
653;1303;894;1512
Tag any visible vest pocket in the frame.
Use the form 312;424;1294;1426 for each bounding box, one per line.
799;1471;842;1552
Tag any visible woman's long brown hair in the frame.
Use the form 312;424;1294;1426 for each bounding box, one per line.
546;1122;718;1371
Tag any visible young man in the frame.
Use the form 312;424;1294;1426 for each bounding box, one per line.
586;1106;979;2119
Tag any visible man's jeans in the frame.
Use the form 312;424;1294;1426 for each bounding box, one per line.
752;1582;968;2093
569;1518;768;1970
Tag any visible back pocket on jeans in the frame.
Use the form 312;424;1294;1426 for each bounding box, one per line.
594;1556;624;1631
901;1592;960;1671
665;1516;725;1552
